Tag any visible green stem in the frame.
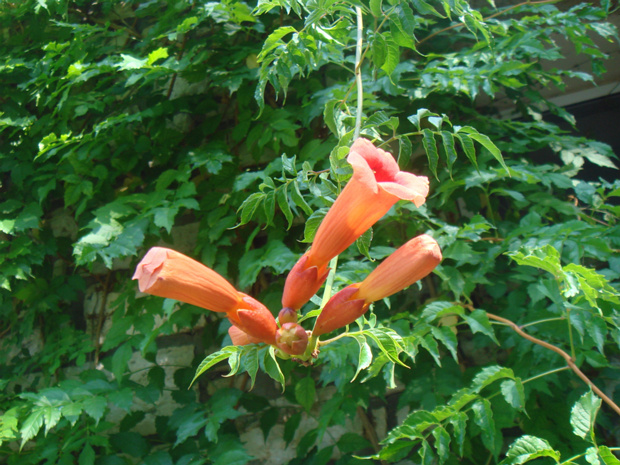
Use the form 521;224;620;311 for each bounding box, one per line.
320;255;339;308
339;5;397;111
483;185;498;234
300;334;319;360
561;452;587;465
481;366;571;405
521;366;571;384
354;6;363;139
520;316;566;329
318;331;352;346
565;306;576;361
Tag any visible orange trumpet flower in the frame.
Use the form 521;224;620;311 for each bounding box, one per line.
312;234;442;336
133;247;277;344
282;138;429;310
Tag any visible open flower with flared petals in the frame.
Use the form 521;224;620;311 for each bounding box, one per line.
312;234;441;336
133;247;277;344
282;138;429;310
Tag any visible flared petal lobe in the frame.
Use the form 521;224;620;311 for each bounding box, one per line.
132;247;241;313
307;138;429;267
282;139;429;310
312;235;441;336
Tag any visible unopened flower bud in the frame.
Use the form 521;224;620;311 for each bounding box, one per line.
275;323;309;356
312;234;441;337
278;307;298;325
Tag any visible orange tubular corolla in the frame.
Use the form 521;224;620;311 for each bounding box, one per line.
312;235;442;336
282;138;429;310
133;247;277;345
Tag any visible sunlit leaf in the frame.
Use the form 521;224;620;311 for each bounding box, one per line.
191;347;241;387
501;379;526;411
351;335;373;382
502;435;561;464
570;390;601;441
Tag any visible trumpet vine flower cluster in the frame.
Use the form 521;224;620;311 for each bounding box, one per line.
132;138;441;360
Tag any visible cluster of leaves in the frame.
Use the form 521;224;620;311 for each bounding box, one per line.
1;0;619;464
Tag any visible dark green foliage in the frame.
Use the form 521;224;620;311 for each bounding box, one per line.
1;0;619;464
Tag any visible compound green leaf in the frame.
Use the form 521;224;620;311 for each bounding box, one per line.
356;228;373;260
501;435;561;464
147;47;168;66
432;426;451;463
291;180;313;215
257;26;297;61
78;443;96;465
237;192;264;227
302;208;327;243
422;129;439;179
450;411;468;456
295;377;316;412
20;409;44;449
457;126;508;172
441;130;458;177
508;245;562;279
570;390;601;441
370;0;383;16
430;326;458;362
276;184;294;229
599;446;620;465
380;33;399;77
471;365;514;393
364;327;407;367
264;347;285;391
501;379;526;411
191;346;241;388
351;335;373;382
82;396;107;425
472;398;495;452
462;309;498;344
455;133;477;170
372;33;387;69
587;447;602;465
